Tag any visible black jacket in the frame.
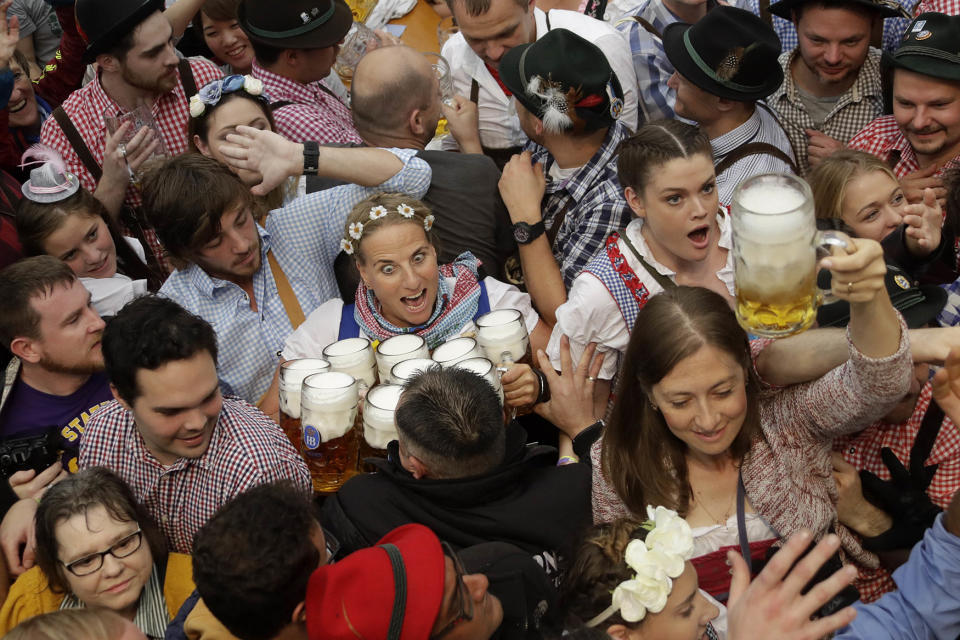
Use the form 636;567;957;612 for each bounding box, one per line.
322;423;593;558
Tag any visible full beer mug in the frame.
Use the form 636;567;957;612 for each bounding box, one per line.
375;334;429;382
731;173;849;338
278;359;330;450
451;357;504;406
475;309;531;369
431;337;485;368
390;358;438;385
323;338;377;389
361;384;404;464
300;372;360;493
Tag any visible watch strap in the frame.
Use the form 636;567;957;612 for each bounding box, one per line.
513;220;546;245
302;141;320;174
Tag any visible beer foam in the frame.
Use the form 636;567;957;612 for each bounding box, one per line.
476;309;528;363
391;358;438;384
376;334;429;380
323;338;377;387
451;357;504;405
279;359;330;419
363;384;403;448
734;183;811;244
301;372;359;442
432;337;484;366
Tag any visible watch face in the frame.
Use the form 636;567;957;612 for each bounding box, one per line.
514;224;531;244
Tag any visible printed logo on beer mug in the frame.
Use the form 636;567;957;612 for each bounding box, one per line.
303;425;322;450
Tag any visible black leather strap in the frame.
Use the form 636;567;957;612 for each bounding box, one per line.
714;141;800;177
618;229;677;291
178;58;197;99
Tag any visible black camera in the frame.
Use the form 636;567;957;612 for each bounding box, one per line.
0;428;61;479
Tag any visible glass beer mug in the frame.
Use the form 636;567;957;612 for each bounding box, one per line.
431;337;485;368
278;359;330;450
323;338;377;390
451;357;505;407
360;383;404;465
390;358;438;385
475;309;531;369
300;371;360;493
731;173;849;338
375;334;430;382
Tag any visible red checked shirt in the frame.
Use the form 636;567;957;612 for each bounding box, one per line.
833;381;960;602
916;0;960;14
78;396;311;553
848;114;960;180
39;57;223;271
251;61;361;145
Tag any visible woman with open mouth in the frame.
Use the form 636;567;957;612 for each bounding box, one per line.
284;192;552;414
0;467;195;637
15;148;159;315
546;119;734;413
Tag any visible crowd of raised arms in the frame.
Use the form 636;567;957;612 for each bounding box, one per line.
2;0;960;636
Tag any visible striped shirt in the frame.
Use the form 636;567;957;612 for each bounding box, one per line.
61;567;168;639
79;397;311;554
768;48;884;176
712;105;797;206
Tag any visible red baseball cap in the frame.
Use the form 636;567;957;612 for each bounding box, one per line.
305;524;446;640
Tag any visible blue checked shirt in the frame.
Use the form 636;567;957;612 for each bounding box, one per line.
938;277;960;327
756;0;918;53
158;149;431;402
528;120;633;289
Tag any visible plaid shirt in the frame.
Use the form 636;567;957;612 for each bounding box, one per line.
917;0;960;13
937;278;960;326
756;0;917;53
252;61;361;145
529;120;632;289
768;48;884;175
848;114;960;180
713;105;797;205
39;58;223;271
833;381;960;601
158;149;430;403
79;397;311;554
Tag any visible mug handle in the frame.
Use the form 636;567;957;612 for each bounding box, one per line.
815;229;853;305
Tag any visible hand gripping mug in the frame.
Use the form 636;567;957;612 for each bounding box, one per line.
731;173;849;338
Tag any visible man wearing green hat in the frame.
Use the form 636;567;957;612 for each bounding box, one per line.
849;12;960;206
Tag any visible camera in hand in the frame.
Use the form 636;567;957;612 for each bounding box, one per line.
0;428;61;478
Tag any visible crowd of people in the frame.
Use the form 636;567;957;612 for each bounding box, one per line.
1;0;960;635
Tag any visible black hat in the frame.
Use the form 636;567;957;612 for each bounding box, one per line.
882;13;960;82
76;0;164;64
662;6;783;102
769;0;907;21
817;263;947;328
238;0;353;50
498;29;625;133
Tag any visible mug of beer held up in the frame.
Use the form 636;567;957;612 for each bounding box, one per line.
731;173;849;338
300;372;360;493
278;359;330;450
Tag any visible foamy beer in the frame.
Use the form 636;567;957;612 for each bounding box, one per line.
451;357;504;406
731;173;849;338
278;359;330;450
431;337;485;367
361;384;404;464
300;371;360;493
375;334;429;382
323;338;377;389
475;309;531;367
390;358;438;385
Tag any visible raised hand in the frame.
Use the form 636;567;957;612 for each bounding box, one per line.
533;336;604;439
903;187;943;257
222;125;304;196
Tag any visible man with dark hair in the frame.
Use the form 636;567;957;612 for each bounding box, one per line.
3;295;311;563
141;145;430;406
494;28;632;325
322;366;592;563
663;6;798;204
439;0;638;164
0;257;107;535
238;0;360;145
39;0;222;271
767;0;902;174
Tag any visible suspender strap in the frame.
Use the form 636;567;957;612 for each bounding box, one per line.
338;303;361;340
911;399;945;476
380;543;407;640
546;201;571;249
618;229;677;291
737;471;752;573
52;106;103;181
266;250;306;329
756;101;802;168
615;16;661;38
714;141;800;177
473;279;491;320
270;100;294;110
178;58;197;99
757;0;772;26
470;79;479;104
545;10;552;30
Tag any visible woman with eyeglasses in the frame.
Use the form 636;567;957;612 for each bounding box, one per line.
0;467;195;637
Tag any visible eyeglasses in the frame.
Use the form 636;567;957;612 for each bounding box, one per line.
60;529;143;577
430;542;475;639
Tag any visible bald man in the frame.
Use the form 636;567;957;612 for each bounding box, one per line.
324;46;515;292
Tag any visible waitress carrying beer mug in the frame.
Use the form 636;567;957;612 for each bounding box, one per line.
283;192;551;413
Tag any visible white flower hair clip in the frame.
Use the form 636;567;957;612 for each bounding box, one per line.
369;205;388;220
242;75;264;96
423;214;435;232
348;222;364;240
340;238;354;255
397;203;415;218
586;506;694;627
189;95;205;118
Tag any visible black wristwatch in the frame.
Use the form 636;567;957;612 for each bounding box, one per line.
512;220;545;245
302;141;320;174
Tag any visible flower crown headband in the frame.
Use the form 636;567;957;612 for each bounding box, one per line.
586;506;695;628
340;203;435;255
190;75;267;118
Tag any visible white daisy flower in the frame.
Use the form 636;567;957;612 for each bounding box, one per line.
397;203;415;218
340;238;354;255
423;214;435;231
348;222;364;240
369;205;388;220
